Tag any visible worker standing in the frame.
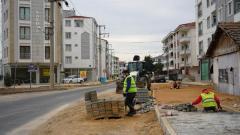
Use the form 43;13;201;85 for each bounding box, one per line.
123;70;137;116
192;89;222;112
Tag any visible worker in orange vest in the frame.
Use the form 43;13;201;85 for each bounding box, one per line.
192;89;222;112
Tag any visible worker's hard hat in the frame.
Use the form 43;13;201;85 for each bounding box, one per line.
202;89;209;93
123;69;129;74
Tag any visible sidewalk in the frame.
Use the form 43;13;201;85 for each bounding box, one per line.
0;81;115;95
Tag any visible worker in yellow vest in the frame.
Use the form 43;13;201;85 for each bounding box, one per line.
123;70;137;116
192;89;222;112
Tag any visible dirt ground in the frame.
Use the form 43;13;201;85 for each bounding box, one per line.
152;84;240;111
31;91;163;135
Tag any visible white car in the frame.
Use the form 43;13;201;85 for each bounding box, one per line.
63;75;84;84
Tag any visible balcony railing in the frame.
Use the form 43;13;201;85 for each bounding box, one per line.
179;36;190;44
180;49;191;55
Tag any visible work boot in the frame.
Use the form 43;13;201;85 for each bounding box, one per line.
126;113;134;117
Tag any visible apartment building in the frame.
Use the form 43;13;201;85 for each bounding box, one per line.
195;0;240;81
162;22;197;81
112;56;119;79
97;39;108;80
1;0;62;84
62;15;98;81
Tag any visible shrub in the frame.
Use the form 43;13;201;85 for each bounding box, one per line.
4;73;12;87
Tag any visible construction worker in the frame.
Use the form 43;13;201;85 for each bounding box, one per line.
192;89;222;112
123;69;137;116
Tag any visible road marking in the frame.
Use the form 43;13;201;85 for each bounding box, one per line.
6;104;71;135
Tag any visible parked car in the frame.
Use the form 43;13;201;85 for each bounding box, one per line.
63;75;84;84
153;75;166;83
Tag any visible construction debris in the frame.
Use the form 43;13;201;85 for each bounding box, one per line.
135;88;150;103
137;97;155;113
161;103;198;112
85;91;125;119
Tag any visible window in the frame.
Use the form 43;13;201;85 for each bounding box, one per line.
45;8;50;22
199;41;203;55
207;16;210;29
211;0;216;5
198;22;203;36
228;1;233;15
207;37;211;47
20;46;31;59
45;27;51;40
20;26;30;40
45;46;50;59
65;44;72;52
65;56;72;64
75;44;78;47
75;56;78;59
207;0;210;7
19;7;30;20
65;20;71;27
211;11;217;27
219;69;228;83
65;32;71;39
74;20;83;27
198;2;202;17
235;1;240;14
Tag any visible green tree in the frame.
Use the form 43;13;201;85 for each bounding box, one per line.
153;63;164;75
144;55;154;72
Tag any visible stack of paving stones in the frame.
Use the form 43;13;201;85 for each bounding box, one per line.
84;91;98;102
85;91;125;119
135;88;150;103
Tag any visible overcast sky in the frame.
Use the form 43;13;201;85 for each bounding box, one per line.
69;0;195;62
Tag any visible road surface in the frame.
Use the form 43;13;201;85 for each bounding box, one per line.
0;83;116;135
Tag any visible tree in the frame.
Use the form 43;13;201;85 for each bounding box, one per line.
144;55;154;72
153;63;164;75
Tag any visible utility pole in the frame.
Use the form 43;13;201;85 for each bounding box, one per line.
50;0;55;89
98;25;109;80
49;0;68;88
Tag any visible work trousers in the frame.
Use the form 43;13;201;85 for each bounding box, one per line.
203;106;217;112
125;92;136;114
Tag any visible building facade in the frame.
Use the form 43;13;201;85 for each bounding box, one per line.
162;22;197;81
206;22;240;95
2;0;62;84
62;16;98;81
195;0;240;81
112;56;119;79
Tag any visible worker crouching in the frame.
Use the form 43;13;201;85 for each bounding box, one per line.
123;70;137;116
192;89;222;112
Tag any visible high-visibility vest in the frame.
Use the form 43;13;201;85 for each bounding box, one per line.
123;75;137;94
201;92;217;108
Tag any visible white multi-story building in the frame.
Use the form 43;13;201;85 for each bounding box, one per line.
195;0;240;81
162;22;198;81
97;39;108;80
62;15;98;81
1;0;62;84
112;56;119;79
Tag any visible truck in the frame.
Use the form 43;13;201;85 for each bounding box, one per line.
116;55;152;94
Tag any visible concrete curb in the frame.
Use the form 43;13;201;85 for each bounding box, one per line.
154;105;177;135
222;105;240;113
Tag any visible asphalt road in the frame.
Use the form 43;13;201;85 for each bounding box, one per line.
0;83;116;135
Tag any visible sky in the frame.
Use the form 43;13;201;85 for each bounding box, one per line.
68;0;195;62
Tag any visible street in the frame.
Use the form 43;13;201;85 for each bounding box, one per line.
0;83;116;135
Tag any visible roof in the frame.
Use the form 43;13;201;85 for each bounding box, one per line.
65;15;92;19
175;22;195;32
206;22;240;56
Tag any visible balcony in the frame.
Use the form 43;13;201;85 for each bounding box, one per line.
180;49;191;55
179;36;190;44
180;62;191;68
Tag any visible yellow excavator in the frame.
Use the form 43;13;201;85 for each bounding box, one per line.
116;55;152;94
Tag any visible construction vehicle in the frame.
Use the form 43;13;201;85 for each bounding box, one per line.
116;55;152;94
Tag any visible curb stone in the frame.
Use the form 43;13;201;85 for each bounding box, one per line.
154;105;177;135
